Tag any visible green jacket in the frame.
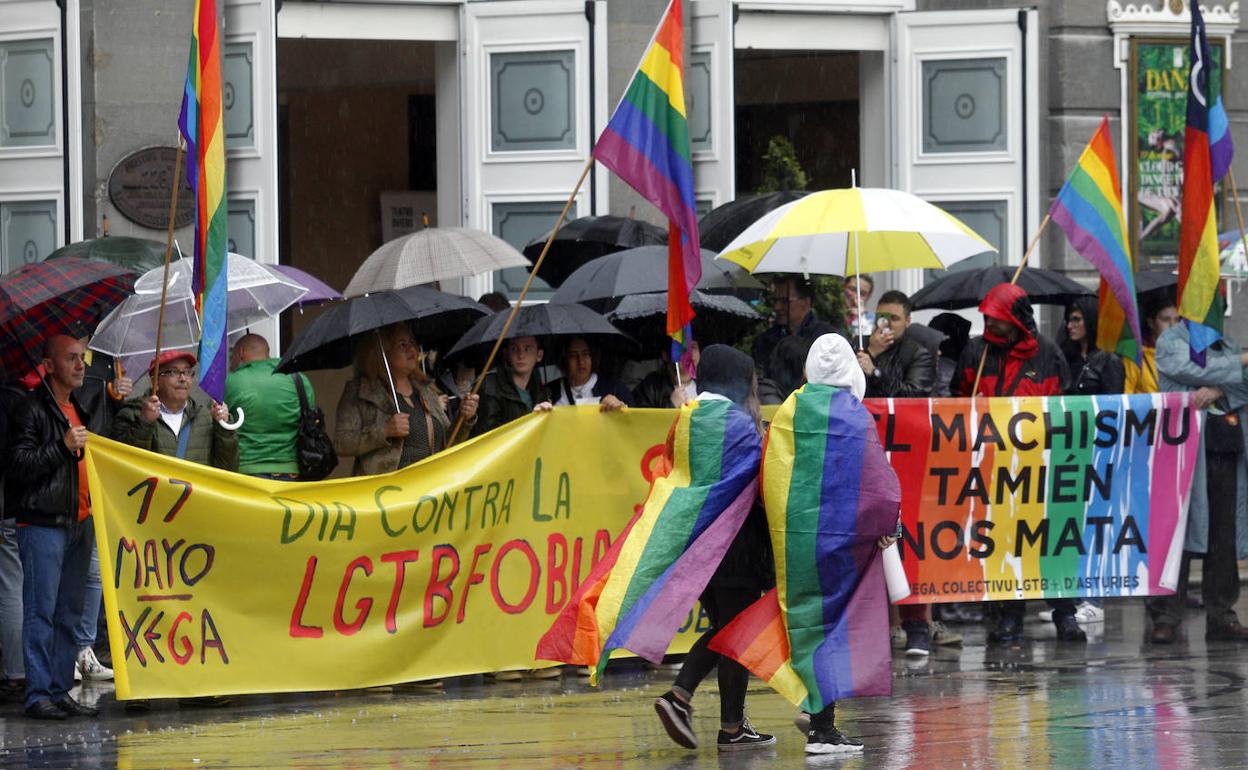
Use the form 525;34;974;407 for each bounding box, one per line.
471;369;551;437
224;358;310;475
112;394;239;472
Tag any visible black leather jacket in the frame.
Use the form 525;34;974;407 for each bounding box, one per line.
5;384;90;528
865;329;937;398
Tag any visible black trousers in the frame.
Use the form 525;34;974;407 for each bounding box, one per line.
999;598;1077;622
1148;452;1241;628
673;583;761;724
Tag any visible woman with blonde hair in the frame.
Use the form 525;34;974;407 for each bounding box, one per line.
334;322;479;476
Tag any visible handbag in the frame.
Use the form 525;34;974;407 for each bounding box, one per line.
291;374;338;480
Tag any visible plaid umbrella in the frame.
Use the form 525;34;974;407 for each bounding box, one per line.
0;257;137;374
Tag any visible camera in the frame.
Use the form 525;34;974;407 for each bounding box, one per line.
446;394;462;411
875;316;892;332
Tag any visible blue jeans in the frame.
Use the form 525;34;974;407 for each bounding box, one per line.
73;541;101;649
0;518;24;680
18;518;93;708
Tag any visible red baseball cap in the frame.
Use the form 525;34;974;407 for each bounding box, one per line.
149;350;197;375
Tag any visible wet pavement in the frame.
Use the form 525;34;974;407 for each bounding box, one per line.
2;600;1247;769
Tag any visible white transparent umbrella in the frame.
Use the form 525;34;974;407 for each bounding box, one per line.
91;253;308;366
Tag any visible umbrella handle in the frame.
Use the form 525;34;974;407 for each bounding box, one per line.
106;359;125;401
218;406;245;431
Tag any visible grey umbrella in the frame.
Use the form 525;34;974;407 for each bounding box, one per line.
345;227;531;298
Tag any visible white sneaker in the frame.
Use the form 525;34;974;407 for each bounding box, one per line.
76;647;113;682
1038;602;1104;624
1074;602;1105;623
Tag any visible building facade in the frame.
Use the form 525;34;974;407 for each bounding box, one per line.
1;0;1244;341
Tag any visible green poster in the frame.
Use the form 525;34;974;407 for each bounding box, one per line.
1131;39;1224;269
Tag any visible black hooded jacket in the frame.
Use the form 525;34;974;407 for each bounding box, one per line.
1059;297;1126;396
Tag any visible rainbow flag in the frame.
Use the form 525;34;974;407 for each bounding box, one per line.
536;399;760;682
710;385;900;712
1050;117;1141;362
1178;0;1225;363
1210;95;1234;182
178;0;228;400
592;0;700;363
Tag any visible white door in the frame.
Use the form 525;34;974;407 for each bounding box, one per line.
688;0;735;215
893;9;1039;299
460;0;607;301
223;0;280;342
0;0;83;270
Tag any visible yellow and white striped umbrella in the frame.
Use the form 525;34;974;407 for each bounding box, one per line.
715;187;996;276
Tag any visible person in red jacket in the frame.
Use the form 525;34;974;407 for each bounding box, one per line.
951;283;1086;643
952;283;1069;398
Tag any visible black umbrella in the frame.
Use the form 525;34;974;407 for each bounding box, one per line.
606;290;762;347
911;266;1093;311
698;191;809;253
275;286;489;373
524;215;668;287
45;236;168;273
1134;269;1177;294
447;302;631;359
549;246;764;311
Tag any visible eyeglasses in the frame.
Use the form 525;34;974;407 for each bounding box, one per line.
158;368;196;379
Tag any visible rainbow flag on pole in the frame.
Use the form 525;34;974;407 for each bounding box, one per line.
536;399;760;682
178;0;228;400
592;0;701;365
710;385;900;711
1178;0;1225;363
1050;116;1141;362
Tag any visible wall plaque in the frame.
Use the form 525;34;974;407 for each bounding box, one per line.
107;146;196;230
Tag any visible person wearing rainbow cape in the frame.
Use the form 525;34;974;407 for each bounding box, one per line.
536;345;774;751
710;333;902;754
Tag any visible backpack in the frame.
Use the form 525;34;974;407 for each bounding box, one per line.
291;374;338;481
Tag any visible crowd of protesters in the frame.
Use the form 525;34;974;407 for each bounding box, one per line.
0;268;1235;735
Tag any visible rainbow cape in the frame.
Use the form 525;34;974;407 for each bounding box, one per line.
1050;116;1141;363
1178;0;1225;364
536;398;760;682
709;385;899;712
177;0;228;400
592;0;701;364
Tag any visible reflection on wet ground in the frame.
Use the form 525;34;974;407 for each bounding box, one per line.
2;602;1245;769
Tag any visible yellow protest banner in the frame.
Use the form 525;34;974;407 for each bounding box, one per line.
86;407;706;699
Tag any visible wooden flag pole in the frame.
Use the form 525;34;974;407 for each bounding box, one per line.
446;156;595;445
1228;169;1248;277
150;141;186;386
971;212;1052;395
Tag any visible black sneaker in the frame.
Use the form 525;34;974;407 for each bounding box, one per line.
717;718;775;751
654;691;698;749
987;615;1024;644
903;622;931;657
806;723;864;754
1054;615;1087;642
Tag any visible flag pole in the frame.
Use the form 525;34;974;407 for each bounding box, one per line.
971;212;1052;395
1228;169;1248;276
151;139;186;390
447;156;595;445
